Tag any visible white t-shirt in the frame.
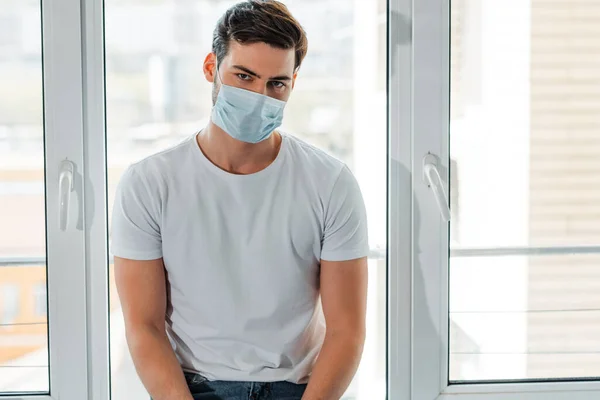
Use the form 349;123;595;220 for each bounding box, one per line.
110;132;369;384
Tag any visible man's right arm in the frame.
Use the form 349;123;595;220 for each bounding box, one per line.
114;256;193;400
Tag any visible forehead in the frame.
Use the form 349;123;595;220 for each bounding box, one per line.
224;41;295;75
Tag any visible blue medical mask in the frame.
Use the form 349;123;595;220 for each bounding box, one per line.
211;66;287;144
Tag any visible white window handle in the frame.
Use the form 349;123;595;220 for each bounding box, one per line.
423;154;451;222
58;160;74;231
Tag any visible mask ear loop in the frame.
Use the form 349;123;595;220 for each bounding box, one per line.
215;59;223;85
212;60;223;113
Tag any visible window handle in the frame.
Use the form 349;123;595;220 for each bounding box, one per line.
58;160;74;231
423;154;451;222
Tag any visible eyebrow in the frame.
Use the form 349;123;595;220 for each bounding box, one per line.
232;65;292;81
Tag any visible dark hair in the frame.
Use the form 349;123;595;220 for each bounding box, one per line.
212;0;308;72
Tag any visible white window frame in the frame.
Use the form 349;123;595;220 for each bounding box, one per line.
387;0;600;399
41;0;88;398
80;0;111;399
5;0;108;399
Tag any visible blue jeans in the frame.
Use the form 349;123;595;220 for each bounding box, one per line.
183;372;307;400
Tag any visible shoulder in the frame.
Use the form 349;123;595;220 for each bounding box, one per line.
121;135;196;189
282;133;348;181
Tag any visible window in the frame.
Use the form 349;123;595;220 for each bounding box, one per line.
0;0;90;396
449;0;600;382
402;0;600;397
0;0;52;395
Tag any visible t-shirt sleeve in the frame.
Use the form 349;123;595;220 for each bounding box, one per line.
320;165;370;262
110;166;163;260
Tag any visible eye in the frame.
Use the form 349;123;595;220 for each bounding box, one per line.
237;73;252;81
270;81;286;89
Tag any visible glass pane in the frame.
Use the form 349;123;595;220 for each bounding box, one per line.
105;1;386;399
0;1;49;394
450;254;600;382
450;0;600;249
450;0;600;383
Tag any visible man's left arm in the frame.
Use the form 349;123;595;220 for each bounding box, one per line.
303;165;370;400
302;257;368;400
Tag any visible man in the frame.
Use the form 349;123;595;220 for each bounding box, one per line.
111;1;369;399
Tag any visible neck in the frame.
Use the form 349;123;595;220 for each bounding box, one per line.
197;121;282;175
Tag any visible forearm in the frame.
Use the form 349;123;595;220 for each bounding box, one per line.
302;332;365;400
126;325;193;400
